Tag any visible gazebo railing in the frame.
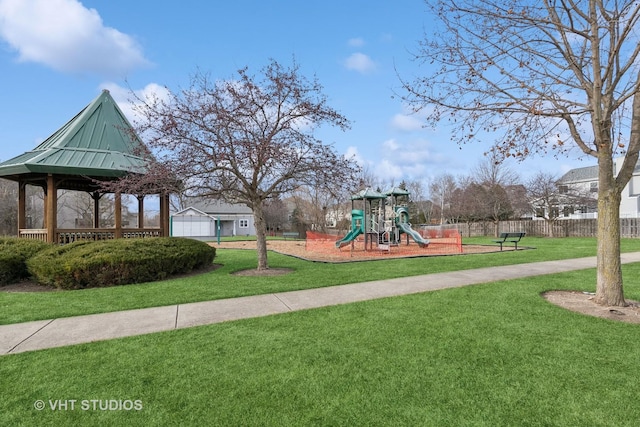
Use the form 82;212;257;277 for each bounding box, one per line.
19;228;164;244
56;228;163;244
18;229;48;241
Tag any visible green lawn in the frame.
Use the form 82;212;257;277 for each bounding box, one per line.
2;255;640;426
3;237;640;426
2;237;640;325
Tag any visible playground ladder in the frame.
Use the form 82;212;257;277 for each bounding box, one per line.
371;217;379;233
378;230;391;252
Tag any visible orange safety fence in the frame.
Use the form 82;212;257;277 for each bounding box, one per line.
305;229;462;259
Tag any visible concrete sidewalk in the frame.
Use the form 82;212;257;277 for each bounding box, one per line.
3;252;640;356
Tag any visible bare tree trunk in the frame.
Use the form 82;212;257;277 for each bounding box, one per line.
252;201;269;270
595;159;626;306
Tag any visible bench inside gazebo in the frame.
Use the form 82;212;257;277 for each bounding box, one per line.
0;90;170;244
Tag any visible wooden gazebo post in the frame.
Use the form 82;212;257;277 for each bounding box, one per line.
91;192;101;229
160;191;170;237
46;174;57;243
137;196;145;229
18;180;26;230
114;192;122;239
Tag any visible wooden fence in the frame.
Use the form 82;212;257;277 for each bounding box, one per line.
431;218;640;238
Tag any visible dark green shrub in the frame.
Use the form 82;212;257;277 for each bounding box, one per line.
27;237;216;290
0;252;23;285
0;238;52;285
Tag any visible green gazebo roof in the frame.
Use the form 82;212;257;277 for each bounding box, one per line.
0;90;146;181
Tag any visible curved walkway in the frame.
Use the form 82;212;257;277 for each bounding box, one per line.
3;252;640;356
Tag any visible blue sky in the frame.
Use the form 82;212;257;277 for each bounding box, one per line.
0;0;592;187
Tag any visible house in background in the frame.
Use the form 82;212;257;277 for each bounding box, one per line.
558;157;640;218
171;199;255;240
504;184;534;219
554;165;599;219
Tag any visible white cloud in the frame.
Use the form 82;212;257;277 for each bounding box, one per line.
382;139;400;151
392;143;437;166
348;37;365;47
0;0;150;77
344;52;376;74
390;113;423;132
376;159;404;180
366;137;450;180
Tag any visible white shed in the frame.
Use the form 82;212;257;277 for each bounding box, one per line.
171;207;216;238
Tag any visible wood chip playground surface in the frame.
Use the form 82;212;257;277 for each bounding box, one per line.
213;234;510;263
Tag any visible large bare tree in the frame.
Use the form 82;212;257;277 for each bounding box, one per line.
473;154;520;235
429;173;458;224
402;0;640;306
527;172;563;237
132;59;359;270
405;179;432;224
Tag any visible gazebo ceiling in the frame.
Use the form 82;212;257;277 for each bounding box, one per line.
0;89;147;185
12;173;109;192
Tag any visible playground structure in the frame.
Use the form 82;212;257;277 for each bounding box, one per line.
334;187;430;252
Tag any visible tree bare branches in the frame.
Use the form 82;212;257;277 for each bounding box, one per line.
402;0;640;305
129;59;360;269
403;1;640;163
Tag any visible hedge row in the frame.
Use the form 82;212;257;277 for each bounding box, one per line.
27;237;216;290
0;238;52;285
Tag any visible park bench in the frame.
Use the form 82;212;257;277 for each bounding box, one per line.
493;232;525;251
282;232;300;240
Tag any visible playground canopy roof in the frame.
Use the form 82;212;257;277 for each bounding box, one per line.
386;187;410;196
351;188;387;200
0;90;146;187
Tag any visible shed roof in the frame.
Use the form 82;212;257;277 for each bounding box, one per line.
173;207;212;217
172;206;246;221
0;90;146;181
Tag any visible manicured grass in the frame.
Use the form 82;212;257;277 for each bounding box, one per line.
2;237;640;325
2;263;640;426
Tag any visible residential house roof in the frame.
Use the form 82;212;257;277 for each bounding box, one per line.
172;200;253;222
185;198;253;215
558;165;598;183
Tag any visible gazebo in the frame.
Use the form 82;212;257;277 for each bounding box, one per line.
0;90;170;243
